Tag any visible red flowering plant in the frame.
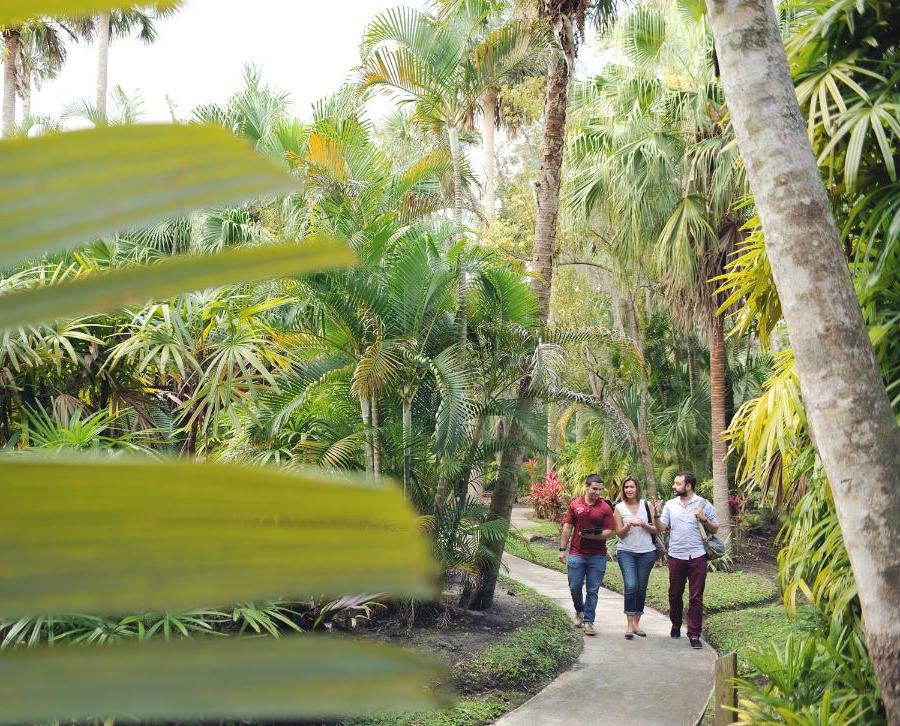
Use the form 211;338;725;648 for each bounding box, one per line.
529;470;570;523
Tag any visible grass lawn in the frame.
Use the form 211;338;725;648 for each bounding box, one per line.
505;538;778;614
705;604;803;675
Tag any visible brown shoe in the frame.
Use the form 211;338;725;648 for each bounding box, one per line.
573;612;584;627
582;623;596;636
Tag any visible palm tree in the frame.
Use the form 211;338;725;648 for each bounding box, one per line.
705;0;900;718
530;0;614;323
568;4;747;541
1;25;20;136
94;4;178;122
17;24;63;119
434;0;546;222
359;2;540;222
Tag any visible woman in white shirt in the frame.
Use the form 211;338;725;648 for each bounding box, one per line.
613;475;659;639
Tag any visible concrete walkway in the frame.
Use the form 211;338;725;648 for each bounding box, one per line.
496;508;715;726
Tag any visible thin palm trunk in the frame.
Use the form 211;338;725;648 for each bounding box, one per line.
482;87;497;222
448;125;468;350
468;28;576;611
447;125;463;220
360;397;374;475
546;402;558;473
401;388;413;497
96;11;111;122
371;395;381;477
708;312;730;545
707;4;900;711
20;72;31;119
530;47;569;322
2;29;20;138
624;293;658;498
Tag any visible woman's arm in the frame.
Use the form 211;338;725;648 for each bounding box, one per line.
641;502;659;534
613;509;632;538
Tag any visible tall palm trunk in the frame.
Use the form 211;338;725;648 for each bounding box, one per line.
20;74;30;119
546;402;558;473
466;23;578;611
370;396;381;477
2;28;20;138
708;312;730;545
707;0;900;717
360;397;374;475
447;125;468;350
482;87;498;222
530;47;569;321
401;387;413;496
96;11;111;122
624;294;658;498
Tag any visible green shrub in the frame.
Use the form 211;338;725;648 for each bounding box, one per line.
350;698;509;726
462;603;581;692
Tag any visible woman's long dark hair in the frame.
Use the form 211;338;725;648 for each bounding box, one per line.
619;475;641;503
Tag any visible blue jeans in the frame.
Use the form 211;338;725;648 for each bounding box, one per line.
617;549;657;615
567;554;607;623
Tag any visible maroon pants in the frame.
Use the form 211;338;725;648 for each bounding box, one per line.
668;555;708;638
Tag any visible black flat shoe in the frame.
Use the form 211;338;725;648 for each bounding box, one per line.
690;638;703;649
624;632;634;640
670;626;681;638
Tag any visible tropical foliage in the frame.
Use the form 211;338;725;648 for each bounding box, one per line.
1;0;898;722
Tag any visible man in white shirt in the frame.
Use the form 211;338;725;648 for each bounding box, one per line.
654;471;719;649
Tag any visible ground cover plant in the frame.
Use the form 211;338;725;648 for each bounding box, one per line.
347;578;583;726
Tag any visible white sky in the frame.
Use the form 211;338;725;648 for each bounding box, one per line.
30;0;607;124
32;0;427;122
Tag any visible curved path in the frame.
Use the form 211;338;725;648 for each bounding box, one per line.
496;508;715;726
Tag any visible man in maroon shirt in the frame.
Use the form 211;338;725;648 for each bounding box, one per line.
558;474;616;635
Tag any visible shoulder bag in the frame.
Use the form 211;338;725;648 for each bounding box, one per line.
644;500;667;560
695;499;726;560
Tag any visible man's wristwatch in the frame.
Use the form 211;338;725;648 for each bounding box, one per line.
559;547;566;551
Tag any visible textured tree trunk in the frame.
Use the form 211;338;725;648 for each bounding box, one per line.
370;396;381;477
482;87;498;222
360;398;374;475
401;389;412;497
447;124;468;351
96;11;111;122
468;31;577;611
20;73;31;120
708;312;731;545
623;294;658;498
546;402;558;473
530;47;569;322
708;1;900;718
2;29;20;138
